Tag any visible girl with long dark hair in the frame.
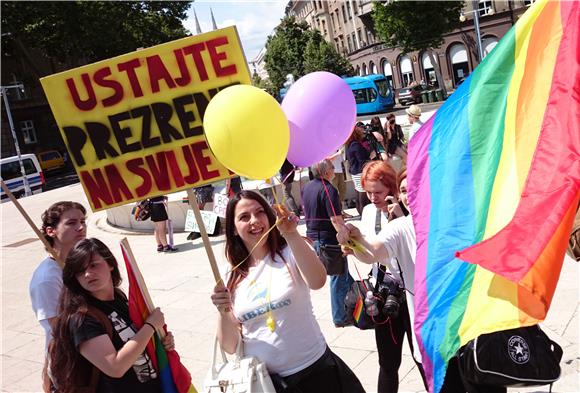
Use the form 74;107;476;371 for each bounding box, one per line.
49;238;174;392
210;190;365;392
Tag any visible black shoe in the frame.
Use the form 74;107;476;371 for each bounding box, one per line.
163;245;178;252
187;232;201;241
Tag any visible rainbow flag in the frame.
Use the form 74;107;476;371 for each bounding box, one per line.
407;1;579;392
353;296;364;324
120;241;197;393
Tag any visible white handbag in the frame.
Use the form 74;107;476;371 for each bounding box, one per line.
204;335;276;393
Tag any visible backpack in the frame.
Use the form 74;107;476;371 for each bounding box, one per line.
133;200;151;221
44;306;114;393
458;325;562;388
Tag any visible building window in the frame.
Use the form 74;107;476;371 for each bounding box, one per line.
482;36;499;58
331;13;335;28
347;2;352;19
478;0;493;16
449;43;470;86
399;55;414;87
367;29;374;44
347;36;352;52
20;120;37;144
342;5;347;23
381;59;394;87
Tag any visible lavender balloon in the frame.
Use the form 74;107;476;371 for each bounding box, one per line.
281;72;357;167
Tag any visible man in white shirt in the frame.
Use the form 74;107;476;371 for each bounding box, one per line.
406;104;424;141
30;201;87;351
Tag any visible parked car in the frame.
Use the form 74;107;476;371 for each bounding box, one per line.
37;150;65;172
1;154;45;200
397;85;424;106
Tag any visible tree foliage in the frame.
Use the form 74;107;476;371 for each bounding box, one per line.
372;1;464;53
252;71;276;96
265;17;353;92
1;1;191;68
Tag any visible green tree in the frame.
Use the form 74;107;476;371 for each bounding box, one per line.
251;71;276;96
265;17;353;93
303;33;353;76
373;1;464;94
1;1;191;71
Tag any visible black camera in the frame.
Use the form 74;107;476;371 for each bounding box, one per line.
357;122;383;159
368;274;405;319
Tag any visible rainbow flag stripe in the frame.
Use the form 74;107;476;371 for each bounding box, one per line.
407;1;579;392
353;296;364;324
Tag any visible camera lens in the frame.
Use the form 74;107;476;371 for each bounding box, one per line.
383;295;400;318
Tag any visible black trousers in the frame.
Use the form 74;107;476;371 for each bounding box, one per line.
375;301;428;393
270;346;365;393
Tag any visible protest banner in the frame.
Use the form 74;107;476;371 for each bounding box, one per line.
212;193;229;218
40;26;251;211
184;209;218;233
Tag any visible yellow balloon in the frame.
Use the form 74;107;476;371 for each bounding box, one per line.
203;85;290;180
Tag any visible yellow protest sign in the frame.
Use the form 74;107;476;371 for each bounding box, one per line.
40;26;250;211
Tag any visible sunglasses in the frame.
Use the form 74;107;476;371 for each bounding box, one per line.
389;119;396;124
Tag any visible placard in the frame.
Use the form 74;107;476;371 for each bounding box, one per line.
40;26;250;211
184;209;218;233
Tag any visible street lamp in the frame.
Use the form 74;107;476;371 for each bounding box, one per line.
460;2;495;62
0;83;32;196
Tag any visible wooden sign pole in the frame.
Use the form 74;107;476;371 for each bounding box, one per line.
0;180;63;267
186;189;222;284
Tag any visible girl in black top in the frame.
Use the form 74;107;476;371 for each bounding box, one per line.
49;238;174;393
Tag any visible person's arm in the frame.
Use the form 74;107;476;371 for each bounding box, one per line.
337;223;389;263
275;205;326;289
79;308;165;378
211;283;241;354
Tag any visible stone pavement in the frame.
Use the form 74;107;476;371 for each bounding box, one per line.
1;184;578;392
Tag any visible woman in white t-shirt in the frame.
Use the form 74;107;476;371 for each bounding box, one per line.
339;165;428;393
211;190;365;392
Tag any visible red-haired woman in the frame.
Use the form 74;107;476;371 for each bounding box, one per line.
340;165;427;393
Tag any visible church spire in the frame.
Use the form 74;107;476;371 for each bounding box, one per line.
193;8;202;34
210;7;218;30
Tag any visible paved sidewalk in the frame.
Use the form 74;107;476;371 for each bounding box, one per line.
1;184;578;392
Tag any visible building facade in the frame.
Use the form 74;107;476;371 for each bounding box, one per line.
287;0;537;91
1;43;66;159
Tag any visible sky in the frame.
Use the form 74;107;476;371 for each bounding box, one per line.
183;1;288;66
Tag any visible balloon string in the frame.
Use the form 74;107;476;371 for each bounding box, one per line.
320;178;339;218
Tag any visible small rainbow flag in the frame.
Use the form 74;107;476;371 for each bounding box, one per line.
353;296;364;324
120;240;197;393
408;1;579;392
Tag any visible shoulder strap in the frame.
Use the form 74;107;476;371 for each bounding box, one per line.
375;208;382;234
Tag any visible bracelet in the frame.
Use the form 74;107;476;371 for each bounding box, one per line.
144;322;156;332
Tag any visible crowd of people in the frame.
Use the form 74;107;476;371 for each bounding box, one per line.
28;110;526;393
